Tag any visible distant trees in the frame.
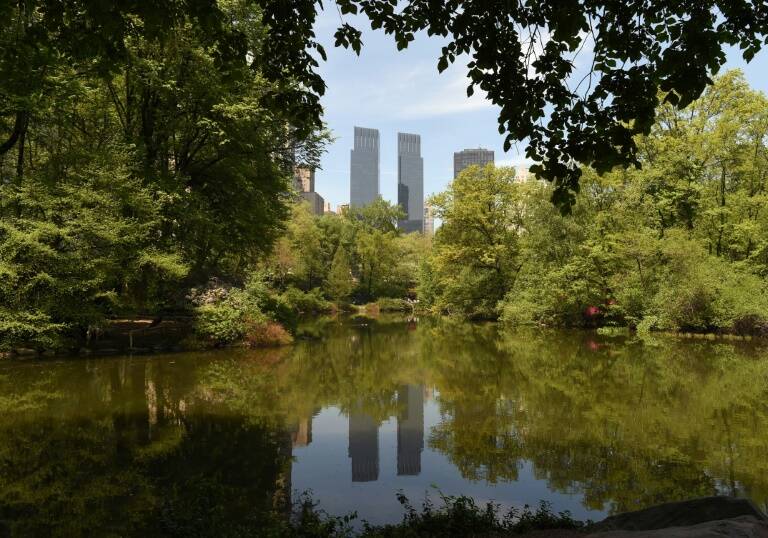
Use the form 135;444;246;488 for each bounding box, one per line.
262;199;426;304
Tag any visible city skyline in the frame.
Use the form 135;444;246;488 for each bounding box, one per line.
311;8;768;211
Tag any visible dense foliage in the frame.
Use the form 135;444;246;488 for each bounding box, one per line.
183;199;426;347
5;1;764;214
423;72;768;333
0;1;327;350
262;199;427;305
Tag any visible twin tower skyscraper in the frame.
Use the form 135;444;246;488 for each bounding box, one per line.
350;126;424;233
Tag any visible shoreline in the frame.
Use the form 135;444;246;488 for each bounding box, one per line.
2;311;766;360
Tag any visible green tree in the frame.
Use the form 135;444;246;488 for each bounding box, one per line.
326;247;355;302
426;165;523;318
0;2;328;348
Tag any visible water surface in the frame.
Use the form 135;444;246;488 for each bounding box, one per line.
1;317;767;535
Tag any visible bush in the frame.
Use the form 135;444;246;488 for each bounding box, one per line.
194;302;248;346
191;284;270;347
280;287;333;315
376;298;413;312
243;321;293;347
0;310;67;351
499;256;604;327
648;237;768;333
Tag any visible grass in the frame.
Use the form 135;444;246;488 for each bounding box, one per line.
276;493;585;537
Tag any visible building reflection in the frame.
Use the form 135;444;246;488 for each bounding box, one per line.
291;416;314;448
397;385;424;476
346;386;425;482
348;403;380;482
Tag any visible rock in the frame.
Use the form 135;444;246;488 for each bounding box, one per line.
589;497;767;532
590;515;768;537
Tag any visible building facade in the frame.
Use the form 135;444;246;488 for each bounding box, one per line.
423;204;435;236
293;166;315;193
301;191;325;215
397;132;424;233
453;148;494;178
350;126;380;208
514;165;531;183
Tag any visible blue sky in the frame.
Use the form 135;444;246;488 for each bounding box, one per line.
312;8;768;210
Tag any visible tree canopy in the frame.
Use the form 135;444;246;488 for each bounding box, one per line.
329;0;768;210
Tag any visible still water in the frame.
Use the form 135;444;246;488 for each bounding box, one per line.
1;316;768;535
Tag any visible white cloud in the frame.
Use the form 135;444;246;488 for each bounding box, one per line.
398;70;495;118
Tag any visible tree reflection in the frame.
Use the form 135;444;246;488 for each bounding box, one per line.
2;317;768;532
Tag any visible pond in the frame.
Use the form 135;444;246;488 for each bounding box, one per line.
1;316;768;535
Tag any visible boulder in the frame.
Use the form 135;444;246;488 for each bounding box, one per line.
589;497;767;533
591;515;768;537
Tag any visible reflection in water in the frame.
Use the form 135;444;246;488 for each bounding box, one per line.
291;415;315;448
2;316;768;533
349;403;380;482
397;385;424;476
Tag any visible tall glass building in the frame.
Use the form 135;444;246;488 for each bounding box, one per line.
397;132;424;233
350;127;380;207
453;148;494;178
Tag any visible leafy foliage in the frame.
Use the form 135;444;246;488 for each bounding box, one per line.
426;72;768;333
335;0;767;209
261;200;426;305
0;1;327;349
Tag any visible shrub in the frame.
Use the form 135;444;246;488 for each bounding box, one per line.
194;302;247;346
280;287;333;315
0;310;67;351
499;257;604;327
192;285;269;347
376;298;412;312
243;321;293;347
648;237;768;333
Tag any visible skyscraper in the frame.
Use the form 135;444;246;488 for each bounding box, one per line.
397;132;424;233
294;165;325;215
453;148;494;178
350;127;380;207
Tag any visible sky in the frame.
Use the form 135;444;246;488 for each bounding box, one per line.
311;8;768;211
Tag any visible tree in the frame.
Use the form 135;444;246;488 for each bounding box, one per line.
355;228;401;300
426;165;524;318
0;1;328;348
326;247;355;302
348;197;404;233
287;203;325;290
